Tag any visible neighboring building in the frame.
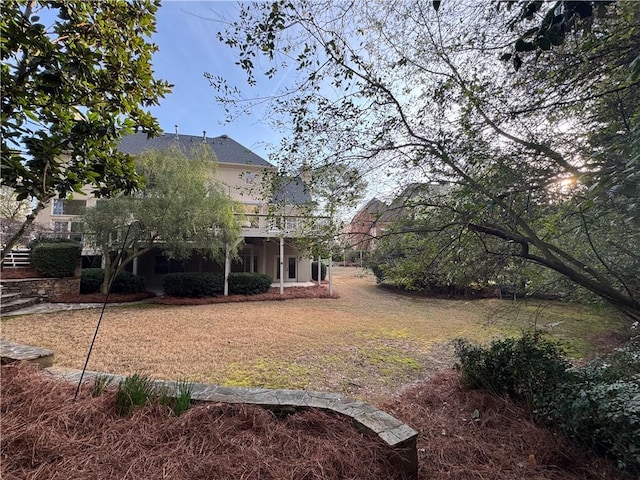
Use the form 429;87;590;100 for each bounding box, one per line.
347;183;452;253
32;132;320;291
347;198;390;252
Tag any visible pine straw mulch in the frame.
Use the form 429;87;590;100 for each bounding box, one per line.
1;363;629;480
1;362;397;480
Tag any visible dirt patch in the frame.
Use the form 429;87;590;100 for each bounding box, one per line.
1;362;628;480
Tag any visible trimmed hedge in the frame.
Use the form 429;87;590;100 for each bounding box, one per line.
162;272;272;297
311;261;327;281
31;242;81;277
162;272;224;297
80;268;146;294
228;272;272;295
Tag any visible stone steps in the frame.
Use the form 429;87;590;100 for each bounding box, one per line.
1;292;41;315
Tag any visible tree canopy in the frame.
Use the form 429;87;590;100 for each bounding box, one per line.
82;145;241;293
213;0;640;321
1;0;171;259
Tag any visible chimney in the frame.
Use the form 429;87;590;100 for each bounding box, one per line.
202;130;207;142
300;161;312;185
174;124;179;139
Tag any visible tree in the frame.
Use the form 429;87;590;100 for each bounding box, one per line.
212;1;640;321
82;145;241;294
1;0;172;261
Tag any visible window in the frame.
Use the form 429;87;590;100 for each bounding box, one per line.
231;254;258;273
53;199;64;215
53;221;69;238
52;199;86;215
243;172;256;185
243;205;260;228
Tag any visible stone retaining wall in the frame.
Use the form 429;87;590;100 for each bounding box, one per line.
0;277;80;299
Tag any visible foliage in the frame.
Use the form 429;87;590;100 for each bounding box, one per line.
213;1;640;322
310;261;327;281
91;374;113;398
0;0;171;259
80;268;145;294
115;373;155;416
80;268;104;294
30;241;80;277
453;331;571;404
162;272;224;298
82;145;241;293
228;272;272;295
110;271;145;294
115;373;194;417
455;333;640;474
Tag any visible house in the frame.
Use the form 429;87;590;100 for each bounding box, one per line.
32;131;320;292
346;198;390;253
347;183;452;254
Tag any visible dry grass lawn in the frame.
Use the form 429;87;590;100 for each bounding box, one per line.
1;267;628;402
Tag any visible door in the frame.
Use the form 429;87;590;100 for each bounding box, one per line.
275;256;297;281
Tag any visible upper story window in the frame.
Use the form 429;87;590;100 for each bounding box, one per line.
52;199;86;216
243;172;257;185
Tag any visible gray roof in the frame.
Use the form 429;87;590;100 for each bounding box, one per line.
118;132;273;167
272;176;312;205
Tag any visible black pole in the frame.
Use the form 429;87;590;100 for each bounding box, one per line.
74;221;142;400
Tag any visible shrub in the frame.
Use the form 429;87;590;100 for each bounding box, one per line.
455;333;640;474
453;331;571;404
311;261;327;281
162;272;224;297
535;341;640;474
111;271;145;294
80;268;104;293
31;241;81;277
80;269;146;294
228;272;272;295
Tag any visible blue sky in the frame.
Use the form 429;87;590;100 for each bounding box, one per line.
148;1;286;162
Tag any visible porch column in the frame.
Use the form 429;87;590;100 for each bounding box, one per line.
328;255;333;295
317;257;321;287
132;256;138;275
261;241;267;275
279;237;284;295
224;242;230;296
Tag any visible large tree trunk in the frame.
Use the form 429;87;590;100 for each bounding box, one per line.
1;198;50;262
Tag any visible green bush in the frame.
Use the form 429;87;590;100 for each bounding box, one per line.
311;261;327;281
111;271;145;294
453;331;571;404
80;268;104;293
228;272;272;295
80;268;146;294
535;341;640;474
162;272;224;297
31;241;81;277
454;333;640;475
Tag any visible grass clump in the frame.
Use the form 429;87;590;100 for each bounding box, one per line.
115;373;194;417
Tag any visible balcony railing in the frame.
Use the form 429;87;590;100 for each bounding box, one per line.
236;214;330;237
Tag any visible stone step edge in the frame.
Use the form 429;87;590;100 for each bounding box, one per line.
45;367;419;478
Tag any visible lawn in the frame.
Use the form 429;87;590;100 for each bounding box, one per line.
0;267;629;403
